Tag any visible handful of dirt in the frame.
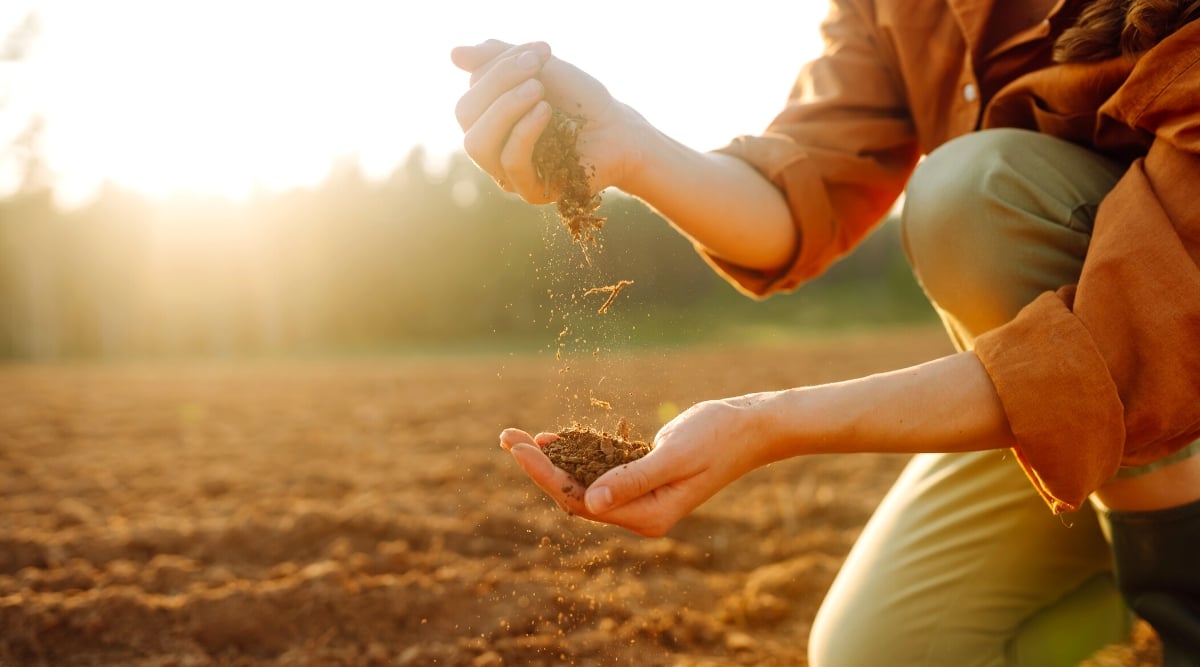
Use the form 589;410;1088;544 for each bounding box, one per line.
532;108;605;259
543;424;651;489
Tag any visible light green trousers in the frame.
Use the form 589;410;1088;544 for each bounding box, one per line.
809;129;1143;667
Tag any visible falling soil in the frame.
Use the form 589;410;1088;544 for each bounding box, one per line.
544;422;651;489
583;280;634;314
532;108;605;260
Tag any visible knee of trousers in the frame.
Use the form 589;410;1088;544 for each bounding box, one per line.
900;129;1078;337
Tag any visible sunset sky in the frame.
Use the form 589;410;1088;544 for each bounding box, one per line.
1;1;827;206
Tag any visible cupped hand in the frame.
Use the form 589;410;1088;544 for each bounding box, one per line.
498;395;775;537
451;40;643;204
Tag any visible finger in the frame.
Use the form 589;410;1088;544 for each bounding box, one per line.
584;446;690;515
509;440;685;536
450;39;512;73
586;482;690;537
533;431;559;446
467;41;551;86
455;48;545;132
500;100;554;203
509;443;589;509
461;78;545;180
499;427;535;452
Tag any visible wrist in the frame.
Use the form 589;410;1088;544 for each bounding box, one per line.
750;385;849;464
606;101;655;195
738;389;808;469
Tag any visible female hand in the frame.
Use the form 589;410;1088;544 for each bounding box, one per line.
499;394;776;537
450;40;646;204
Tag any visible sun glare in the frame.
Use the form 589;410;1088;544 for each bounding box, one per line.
26;1;407;202
9;1;826;206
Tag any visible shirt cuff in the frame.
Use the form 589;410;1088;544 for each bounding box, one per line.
974;289;1125;512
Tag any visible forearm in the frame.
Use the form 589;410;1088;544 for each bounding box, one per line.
753;351;1016;464
619;120;796;272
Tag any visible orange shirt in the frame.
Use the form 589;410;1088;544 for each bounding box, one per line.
714;0;1200;512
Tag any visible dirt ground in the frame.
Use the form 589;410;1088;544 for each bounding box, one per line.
0;327;1160;666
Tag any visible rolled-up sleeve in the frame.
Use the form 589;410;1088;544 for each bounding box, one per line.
975;24;1200;513
708;0;921;297
976;141;1200;513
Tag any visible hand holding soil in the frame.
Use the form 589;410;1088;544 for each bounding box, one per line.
498;424;707;538
499;397;768;538
451;39;638;208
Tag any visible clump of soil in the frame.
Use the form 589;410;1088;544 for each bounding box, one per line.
543;422;651;489
533;108;605;260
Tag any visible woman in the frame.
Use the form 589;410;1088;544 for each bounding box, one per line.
452;1;1200;664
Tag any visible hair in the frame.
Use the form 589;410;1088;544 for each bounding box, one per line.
1054;0;1200;62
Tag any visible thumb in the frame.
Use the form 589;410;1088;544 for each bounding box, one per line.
584;449;673;515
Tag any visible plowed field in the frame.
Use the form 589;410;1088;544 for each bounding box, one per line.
0;328;1158;665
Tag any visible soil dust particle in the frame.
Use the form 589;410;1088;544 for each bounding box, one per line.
532;108;605;262
543;423;651;488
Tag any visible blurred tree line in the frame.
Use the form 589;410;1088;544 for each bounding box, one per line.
0;147;934;361
0;9;934;361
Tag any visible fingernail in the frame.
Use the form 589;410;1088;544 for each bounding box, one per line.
517;50;540;70
517;78;541;99
585;486;613;514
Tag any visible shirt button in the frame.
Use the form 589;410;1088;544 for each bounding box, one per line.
963;83;978;102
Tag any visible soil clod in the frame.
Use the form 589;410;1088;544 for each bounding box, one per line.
583;280;634;314
543;423;651;488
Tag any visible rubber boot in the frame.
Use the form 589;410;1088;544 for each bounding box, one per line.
1105;497;1200;666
